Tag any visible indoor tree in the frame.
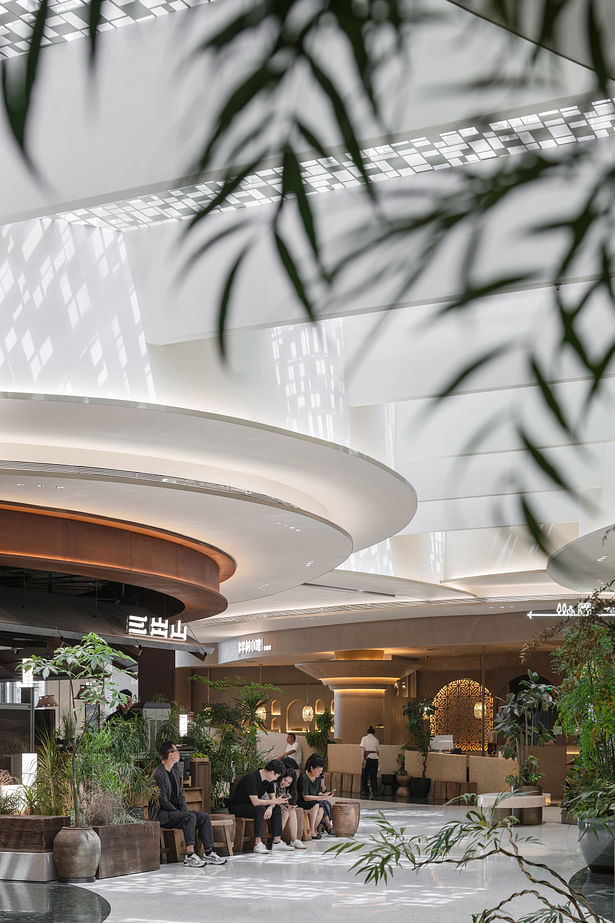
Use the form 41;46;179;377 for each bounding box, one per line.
305;709;334;765
402;698;435;779
23;633;134;827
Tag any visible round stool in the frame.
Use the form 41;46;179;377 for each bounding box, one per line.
331;799;361;837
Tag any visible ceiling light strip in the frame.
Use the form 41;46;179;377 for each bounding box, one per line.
0;0;211;60
54;95;615;231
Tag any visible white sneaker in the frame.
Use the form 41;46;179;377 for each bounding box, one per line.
271;840;294;850
184;852;206;868
292;839;307;849
253;842;268;854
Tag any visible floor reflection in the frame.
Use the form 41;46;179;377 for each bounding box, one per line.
570;867;615;922
0;881;111;922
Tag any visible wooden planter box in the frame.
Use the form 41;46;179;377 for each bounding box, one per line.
0;815;69;852
93;821;160;879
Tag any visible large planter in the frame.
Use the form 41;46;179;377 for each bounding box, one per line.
577;818;615;872
93;821;160;879
53;826;101;882
410;776;431;799
0;815;69;851
511;785;543;825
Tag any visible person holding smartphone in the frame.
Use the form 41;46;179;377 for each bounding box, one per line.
277;769;307;849
297;754;334;839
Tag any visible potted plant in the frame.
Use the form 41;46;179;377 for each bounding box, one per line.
550;607;615;869
305;709;334;766
402;698;435;799
395;750;410;799
493;670;556;792
23;633;135;882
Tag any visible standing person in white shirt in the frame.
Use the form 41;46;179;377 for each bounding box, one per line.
279;733;303;769
360;726;380;798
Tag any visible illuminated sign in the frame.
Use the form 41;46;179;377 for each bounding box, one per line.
238;638;272;655
126;615;188;641
527;601;615;619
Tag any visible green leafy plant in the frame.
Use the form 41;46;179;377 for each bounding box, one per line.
565;781;615;823
305;709;334;766
23;633;135;827
189;676;278;805
396;749;409;775
493;670;556;787
327;806;606;921
28;729;71;816
402;699;435;778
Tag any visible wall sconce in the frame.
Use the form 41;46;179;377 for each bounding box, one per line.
255;706;267;722
473;702;484;719
302;705;314;723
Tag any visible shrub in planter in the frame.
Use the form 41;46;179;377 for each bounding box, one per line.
494;670;556;790
566;781;615;872
402;699;435;797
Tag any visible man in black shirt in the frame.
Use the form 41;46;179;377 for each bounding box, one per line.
106;689;139;722
228;759;292;854
149;740;227;868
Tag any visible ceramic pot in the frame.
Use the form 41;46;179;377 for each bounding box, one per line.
53;826;101;882
395;774;410;798
578;819;615;872
410;776;431;799
331;800;360;837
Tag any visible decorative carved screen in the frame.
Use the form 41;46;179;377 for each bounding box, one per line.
430;678;494;751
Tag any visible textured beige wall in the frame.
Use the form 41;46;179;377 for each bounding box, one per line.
468;756;517;793
327;743;400;774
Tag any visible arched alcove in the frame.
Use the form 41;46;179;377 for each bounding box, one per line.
270;699;281;716
315;698;325;715
271;716;281;732
286;699;305;731
430;678;494;751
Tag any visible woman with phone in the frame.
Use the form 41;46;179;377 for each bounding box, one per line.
277;769;307;849
297;754;334;839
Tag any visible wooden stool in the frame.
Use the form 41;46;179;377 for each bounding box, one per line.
211;816;234;856
161;827;187;862
302;810;312;841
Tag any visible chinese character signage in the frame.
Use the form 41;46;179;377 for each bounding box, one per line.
126;615;188;642
237;638;271;655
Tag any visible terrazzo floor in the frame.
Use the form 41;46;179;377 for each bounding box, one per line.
1;801;610;923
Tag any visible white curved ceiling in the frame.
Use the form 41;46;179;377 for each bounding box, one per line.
548;524;615;593
0;393;416;605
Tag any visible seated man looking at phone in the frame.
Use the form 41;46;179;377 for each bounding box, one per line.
297;754;334;838
228;759;293;854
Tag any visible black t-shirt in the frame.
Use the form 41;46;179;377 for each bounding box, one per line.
229;770;274;807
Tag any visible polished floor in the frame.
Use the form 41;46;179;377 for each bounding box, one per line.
1;801;608;923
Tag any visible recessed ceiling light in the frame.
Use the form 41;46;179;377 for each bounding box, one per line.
16;482;24;487
35;484;44;488
597;554;608;562
56;485;64;490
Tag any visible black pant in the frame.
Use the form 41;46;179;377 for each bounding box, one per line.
162;810;214;851
231;803;282;839
362;759;379;795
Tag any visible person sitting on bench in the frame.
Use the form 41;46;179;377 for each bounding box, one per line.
277;768;307;849
297;753;333;839
228;759;292;854
150;740;227;868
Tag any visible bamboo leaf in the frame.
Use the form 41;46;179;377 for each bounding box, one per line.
529;358;577;440
274;229;315;320
306;53;376;201
0;0;48;167
87;0;106;67
435;344;511;401
216;244;251;358
518;429;574;492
